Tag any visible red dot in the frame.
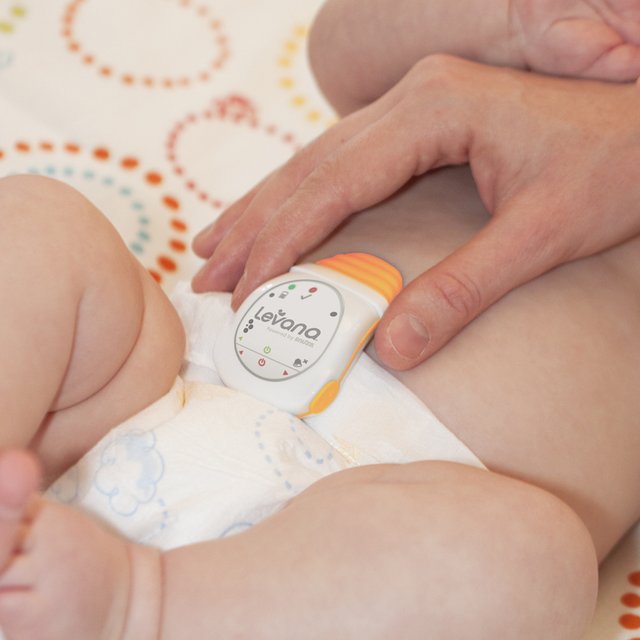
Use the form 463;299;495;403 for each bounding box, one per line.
170;219;187;232
169;239;187;252
15;141;30;152
157;256;177;272
622;593;640;608
145;171;163;185
121;157;139;170
163;195;180;210
93;147;110;161
620;614;640;630
148;269;162;283
630;572;640;587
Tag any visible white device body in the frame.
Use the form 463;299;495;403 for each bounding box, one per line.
214;263;389;416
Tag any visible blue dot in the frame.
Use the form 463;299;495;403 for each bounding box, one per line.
83;170;95;180
130;242;144;255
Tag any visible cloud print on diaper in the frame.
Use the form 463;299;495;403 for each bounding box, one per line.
94;430;164;516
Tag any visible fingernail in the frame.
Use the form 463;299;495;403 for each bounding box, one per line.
387;314;430;360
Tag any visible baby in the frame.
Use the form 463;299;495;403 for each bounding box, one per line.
0;2;639;638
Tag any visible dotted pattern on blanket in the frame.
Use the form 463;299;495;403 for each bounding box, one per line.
0;3;26;34
0;139;188;284
620;571;640;635
61;0;229;87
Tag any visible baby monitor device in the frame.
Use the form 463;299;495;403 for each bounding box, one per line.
214;253;403;416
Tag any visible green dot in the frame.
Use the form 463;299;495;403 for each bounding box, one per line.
11;6;26;18
0;22;13;33
288;284;296;290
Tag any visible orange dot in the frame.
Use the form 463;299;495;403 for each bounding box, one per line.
39;141;54;151
99;66;112;77
121;156;139;170
148;269;162;283
621;614;640;630
143;77;155;87
0;150;4;159
65;143;80;154
121;74;134;85
15;141;30;152
169;239;187;252
68;42;80;52
93;147;110;161
163;195;180;210
82;54;94;64
630;573;640;587
622;593;640;608
157;255;177;272
145;171;162;185
170;218;187;232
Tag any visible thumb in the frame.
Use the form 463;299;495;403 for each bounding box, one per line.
374;216;558;370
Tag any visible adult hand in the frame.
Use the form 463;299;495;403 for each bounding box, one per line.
192;55;640;370
511;0;640;80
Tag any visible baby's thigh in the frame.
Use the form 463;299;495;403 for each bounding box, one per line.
305;167;640;560
2;176;186;481
275;460;597;640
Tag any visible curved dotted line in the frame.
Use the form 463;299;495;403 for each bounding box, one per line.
277;24;335;127
0;140;188;284
61;0;229;88
0;4;26;34
166;94;300;210
619;570;640;634
254;410;334;493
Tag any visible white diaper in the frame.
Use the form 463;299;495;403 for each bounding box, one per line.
46;284;484;549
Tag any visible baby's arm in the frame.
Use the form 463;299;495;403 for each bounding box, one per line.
310;0;640;114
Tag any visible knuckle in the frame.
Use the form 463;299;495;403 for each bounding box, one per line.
430;269;483;321
410;54;465;91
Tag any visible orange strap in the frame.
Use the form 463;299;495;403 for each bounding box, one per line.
315;253;403;303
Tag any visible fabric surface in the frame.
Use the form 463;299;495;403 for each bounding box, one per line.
0;1;637;636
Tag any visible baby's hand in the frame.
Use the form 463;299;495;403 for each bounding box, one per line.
511;0;640;81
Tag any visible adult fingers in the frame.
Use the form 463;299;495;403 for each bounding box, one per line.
229;99;474;308
192;179;266;260
191;89;407;293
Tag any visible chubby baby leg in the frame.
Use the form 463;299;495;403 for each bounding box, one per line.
0;458;596;639
160;461;597;640
0;175;184;482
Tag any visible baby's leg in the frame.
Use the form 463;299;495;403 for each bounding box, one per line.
308;0;509;114
0;455;596;640
0;175;184;482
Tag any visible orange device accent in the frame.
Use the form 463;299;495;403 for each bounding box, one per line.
315;253;403;303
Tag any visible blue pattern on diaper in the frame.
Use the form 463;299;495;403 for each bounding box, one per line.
254;410;335;493
94;429;164;516
219;521;253;538
47;466;79;504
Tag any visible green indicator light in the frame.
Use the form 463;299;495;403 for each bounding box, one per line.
288;284;296;290
263;346;272;354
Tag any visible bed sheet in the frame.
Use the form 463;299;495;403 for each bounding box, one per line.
0;1;637;637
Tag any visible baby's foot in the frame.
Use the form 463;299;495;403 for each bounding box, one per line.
0;450;162;640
